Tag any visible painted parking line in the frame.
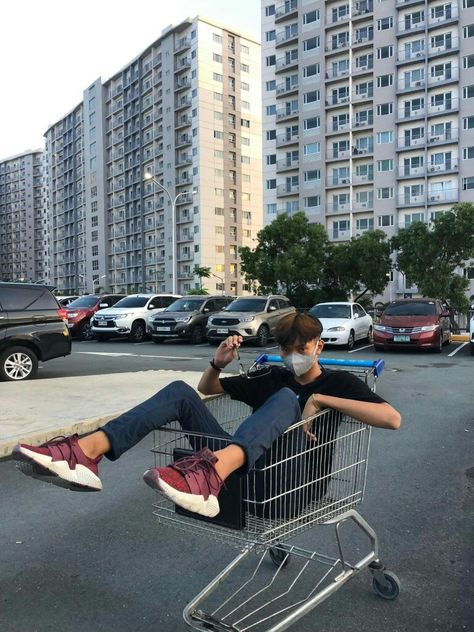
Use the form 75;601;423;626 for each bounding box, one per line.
75;351;203;360
349;344;374;354
448;342;469;357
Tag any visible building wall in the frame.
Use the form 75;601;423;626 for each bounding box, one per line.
0;150;48;283
261;0;474;302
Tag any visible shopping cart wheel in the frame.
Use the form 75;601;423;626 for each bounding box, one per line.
372;570;400;600
269;545;290;568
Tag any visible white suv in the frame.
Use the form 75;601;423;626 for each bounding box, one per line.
91;294;180;342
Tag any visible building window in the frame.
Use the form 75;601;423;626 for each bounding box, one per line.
241;118;250;128
266;203;277;215
304;142;321;155
304;36;320;51
304;116;320;130
377;131;393;144
304;170;321;182
377;74;393;87
213;73;223;82
241;44;249;55
377;187;394;199
463;177;474;190
377;17;393;30
213;53;222;63
377;46;393;59
266;55;276;66
213;130;224;139
304;63;320;77
377;159;393;172
463;85;474;99
265;4;275;16
266;154;276;165
464;117;474;129
266;179;276;190
303;9;319;24
378;215;394;227
266;80;276;91
304;90;320;104
305;196;321;208
464;25;474;38
266;129;276;140
266;30;276;42
464;55;474;69
464;147;474;159
213;33;222;43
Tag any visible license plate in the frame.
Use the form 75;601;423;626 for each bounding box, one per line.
155;326;170;332
217;328;229;334
393;335;410;342
97;322;108;327
67;323;73;328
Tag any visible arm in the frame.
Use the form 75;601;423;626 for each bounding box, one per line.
302;393;401;431
198;335;243;395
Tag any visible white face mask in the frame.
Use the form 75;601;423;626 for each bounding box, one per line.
282;347;318;377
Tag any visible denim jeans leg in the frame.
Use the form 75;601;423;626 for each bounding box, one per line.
100;380;230;461
230;387;301;473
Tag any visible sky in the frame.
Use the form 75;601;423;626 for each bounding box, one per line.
0;0;261;159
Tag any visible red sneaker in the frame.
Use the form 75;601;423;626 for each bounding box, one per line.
13;435;102;492
143;447;223;517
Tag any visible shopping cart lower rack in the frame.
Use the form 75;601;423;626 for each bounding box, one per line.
150;358;400;631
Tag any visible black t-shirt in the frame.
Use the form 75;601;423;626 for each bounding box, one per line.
220;365;385;412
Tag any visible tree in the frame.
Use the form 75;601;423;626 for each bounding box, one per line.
186;287;209;295
239;212;332;307
391;203;474;314
193;265;211;291
325;230;392;302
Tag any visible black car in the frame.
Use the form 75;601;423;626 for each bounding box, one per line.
0;282;72;381
149;296;234;344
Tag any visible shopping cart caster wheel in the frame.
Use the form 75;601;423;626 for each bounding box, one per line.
372;571;400;600
269;546;290;568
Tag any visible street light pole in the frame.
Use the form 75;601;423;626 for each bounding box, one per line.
93;274;106;293
211;272;225;295
144;172;196;295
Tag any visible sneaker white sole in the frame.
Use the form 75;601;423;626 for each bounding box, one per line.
144;470;220;518
14;446;102;492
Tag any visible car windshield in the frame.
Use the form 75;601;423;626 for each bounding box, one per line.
113;296;149;308
225;298;268;312
310;304;351;319
384;302;436;316
67;296;99;308
165;298;205;312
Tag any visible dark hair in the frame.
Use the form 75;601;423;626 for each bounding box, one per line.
275;312;323;347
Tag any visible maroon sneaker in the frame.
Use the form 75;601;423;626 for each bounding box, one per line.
12;434;102;492
143;447;224;517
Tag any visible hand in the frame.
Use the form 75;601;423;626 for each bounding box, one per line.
301;394;323;442
214;335;243;369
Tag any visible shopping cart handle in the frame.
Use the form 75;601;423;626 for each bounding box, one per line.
254;354;385;378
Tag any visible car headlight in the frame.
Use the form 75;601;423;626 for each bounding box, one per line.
374;325;387;331
147;316;155;323
175;316;191;323
420;325;439;331
327;326;346;332
240;316;255;322
114;313;132;319
68;312;78;318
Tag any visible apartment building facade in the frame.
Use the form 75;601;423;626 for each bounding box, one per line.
262;0;474;300
0;150;50;283
44;17;262;296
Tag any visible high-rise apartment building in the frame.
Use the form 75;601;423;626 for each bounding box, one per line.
45;17;262;296
0;150;50;283
262;0;474;299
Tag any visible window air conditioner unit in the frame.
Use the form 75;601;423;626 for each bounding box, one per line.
341;178;349;184
415;81;423;87
430;195;440;201
430;166;436;172
416;52;423;57
430;136;440;142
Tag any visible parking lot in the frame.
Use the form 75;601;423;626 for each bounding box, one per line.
1;335;472;632
34;334;473;379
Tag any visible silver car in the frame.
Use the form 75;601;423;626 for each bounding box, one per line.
206;295;295;346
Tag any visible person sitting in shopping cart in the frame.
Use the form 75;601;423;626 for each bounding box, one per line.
13;312;401;518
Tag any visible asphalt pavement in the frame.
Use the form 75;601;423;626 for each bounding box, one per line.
0;339;473;631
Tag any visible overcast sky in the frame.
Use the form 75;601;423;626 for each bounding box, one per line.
1;0;261;159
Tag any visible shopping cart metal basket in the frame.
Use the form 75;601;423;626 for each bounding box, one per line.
151;357;400;631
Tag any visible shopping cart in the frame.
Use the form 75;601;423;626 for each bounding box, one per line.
151;356;400;631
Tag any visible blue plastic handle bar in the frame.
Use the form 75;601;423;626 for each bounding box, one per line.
254;354;385;378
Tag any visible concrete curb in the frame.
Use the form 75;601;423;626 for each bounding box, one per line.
451;334;470;342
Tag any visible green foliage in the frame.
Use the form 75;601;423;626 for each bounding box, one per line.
186;288;209;295
239;213;391;307
391;203;474;312
193;265;212;290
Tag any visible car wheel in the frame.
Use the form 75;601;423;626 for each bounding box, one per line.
346;330;355;350
367;326;374;343
78;321;94;341
129;321;146;343
255;325;270;347
0;346;39;381
191;325;204;345
433;333;443;353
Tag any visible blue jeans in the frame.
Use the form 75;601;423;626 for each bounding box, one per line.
101;380;301;474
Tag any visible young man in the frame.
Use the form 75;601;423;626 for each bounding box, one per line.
13;313;400;518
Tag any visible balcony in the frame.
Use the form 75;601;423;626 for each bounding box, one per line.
175;97;192;111
276;158;299;172
277;183;299;196
397;107;426;122
174;37;191;53
426;161;458;175
396;194;425;208
428;4;459;29
352;89;374;104
175;193;194;206
429;40;459;60
275;0;298;23
427;128;458;146
275;28;298;48
397;165;426;179
352;173;374;185
276;132;299;148
352;146;373;157
428;67;459;88
326;176;351;187
353;115;373;128
174;57;191;73
276;80;299;97
325;67;350;81
326;202;352;214
396;20;426;37
397;79;426;94
276;105;299;121
175;174;193;186
326;95;351;108
275;54;299;73
174;77;191;92
332;230;351;241
397;136;426;150
352;201;374;211
326;148;351;160
397;49;426;65
325;39;350;55
352;35;374;48
326;123;351;135
175;115;192;129
427;188;458;204
396;0;425;6
175;133;192;148
427;97;459;117
352;1;374;18
176;154;192;167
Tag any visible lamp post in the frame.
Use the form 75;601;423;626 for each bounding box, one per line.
93;274;106;293
211;272;225;295
144;172;196;295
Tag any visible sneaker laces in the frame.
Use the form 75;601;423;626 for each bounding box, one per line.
41;435;80;469
170;451;225;495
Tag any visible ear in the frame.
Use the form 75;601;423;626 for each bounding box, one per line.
316;338;324;354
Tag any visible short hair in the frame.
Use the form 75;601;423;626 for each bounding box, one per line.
274;312;323;347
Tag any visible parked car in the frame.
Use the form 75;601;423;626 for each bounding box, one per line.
149;295;234;344
66;294;124;340
373;298;451;352
91;294;181;342
0;282;71;381
55;295;80;307
468;308;474;356
206;295;295;346
309;302;373;350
